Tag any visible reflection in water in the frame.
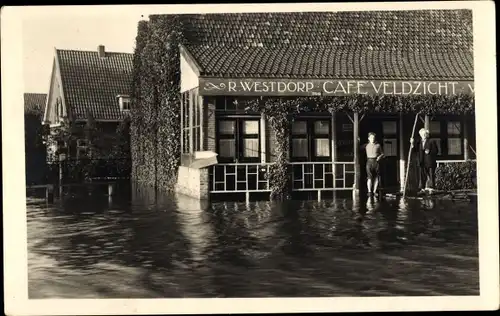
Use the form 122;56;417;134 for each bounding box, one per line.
27;183;479;298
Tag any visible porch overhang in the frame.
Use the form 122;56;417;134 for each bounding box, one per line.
198;77;474;97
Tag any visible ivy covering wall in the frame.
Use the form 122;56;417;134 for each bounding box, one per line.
130;16;185;191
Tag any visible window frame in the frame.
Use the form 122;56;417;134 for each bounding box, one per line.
216;117;261;163
290;118;332;162
76;138;91;161
446;120;463;157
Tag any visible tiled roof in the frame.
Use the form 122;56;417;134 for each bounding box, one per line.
24;93;47;115
180;10;473;80
57;49;133;121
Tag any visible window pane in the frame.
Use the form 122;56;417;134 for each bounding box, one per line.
195;127;200;151
430;138;442;155
243;121;259;135
219;139;235;158
448;138;462;155
292;138;308;157
382;121;397;135
225;97;236;110
430;121;440;135
314;120;330;134
243;139;259;157
315;138;330;157
447;121;461;135
292;121;307;135
193;98;197;126
218;121;235;134
382;138;397;157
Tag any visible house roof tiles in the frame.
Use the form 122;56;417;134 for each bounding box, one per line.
179;10;473;80
24;93;47;115
56;49;133;121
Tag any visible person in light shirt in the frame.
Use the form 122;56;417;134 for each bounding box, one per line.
410;128;439;194
361;132;385;197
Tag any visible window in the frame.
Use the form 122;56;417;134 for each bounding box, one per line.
314;120;330;157
429;120;442;156
215;96;259;113
118;95;131;112
216;118;260;163
76;139;90;160
182;92;190;154
181;89;202;155
447;121;462;155
291;121;308;159
428;119;464;157
122;99;131;111
192;89;201;152
242;121;259;158
382;121;397;135
218;120;236;159
291;119;331;161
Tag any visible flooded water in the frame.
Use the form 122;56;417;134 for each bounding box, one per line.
27;183;479;298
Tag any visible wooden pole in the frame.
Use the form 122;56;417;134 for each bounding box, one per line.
181;93;185;156
260;113;266;163
331;112;336;189
353;112;360;192
399;112;405;193
403;113;420;198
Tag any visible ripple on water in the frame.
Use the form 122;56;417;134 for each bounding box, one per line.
26;190;479;298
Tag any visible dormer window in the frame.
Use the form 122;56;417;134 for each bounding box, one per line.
117;94;131;112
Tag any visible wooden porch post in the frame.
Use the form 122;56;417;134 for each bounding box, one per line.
353;112;360;192
424;114;430;131
189;90;194;153
463;115;469;161
199;93;204;151
180;93;184;153
331;112;336;163
399;112;405;192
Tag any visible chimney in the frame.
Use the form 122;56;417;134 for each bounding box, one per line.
98;45;105;58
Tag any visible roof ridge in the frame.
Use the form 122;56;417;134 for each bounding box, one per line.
56;48;133;55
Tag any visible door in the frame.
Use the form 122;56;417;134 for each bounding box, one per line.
290;118;332;190
216;118;261;164
380;120;399;188
360;118;400;190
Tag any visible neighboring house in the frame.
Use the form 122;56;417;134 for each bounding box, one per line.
42;45;133;162
24;93;48;185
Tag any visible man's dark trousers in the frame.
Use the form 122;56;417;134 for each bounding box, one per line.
414;138;439;190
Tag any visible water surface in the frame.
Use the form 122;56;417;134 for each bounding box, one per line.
27;184;479;298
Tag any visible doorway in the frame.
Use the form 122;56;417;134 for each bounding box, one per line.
360;115;400;191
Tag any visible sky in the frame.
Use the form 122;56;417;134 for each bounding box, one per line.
22;9;145;93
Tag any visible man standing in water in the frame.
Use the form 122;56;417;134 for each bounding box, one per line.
410;128;439;194
361;132;384;197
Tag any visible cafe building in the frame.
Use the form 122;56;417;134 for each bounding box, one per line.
175;10;475;201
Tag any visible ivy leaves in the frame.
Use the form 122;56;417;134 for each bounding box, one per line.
245;94;474;118
130;15;185;190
